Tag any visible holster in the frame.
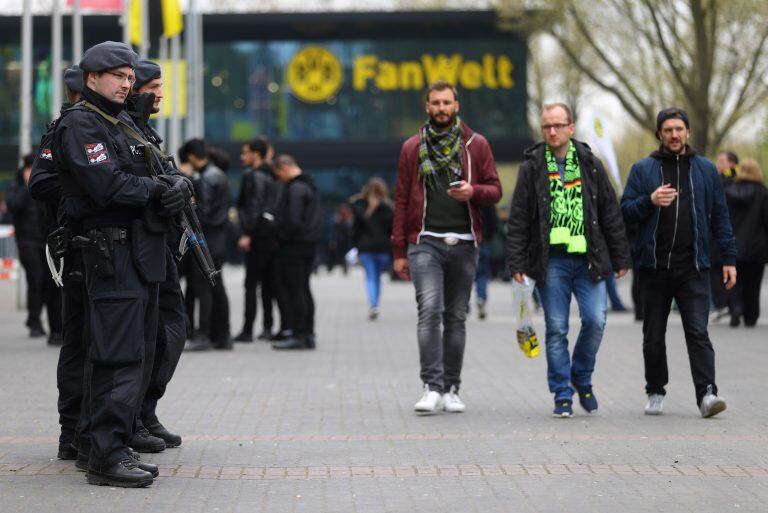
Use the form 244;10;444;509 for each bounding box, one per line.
46;226;71;260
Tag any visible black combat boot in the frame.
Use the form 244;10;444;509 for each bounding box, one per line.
57;442;77;460
145;421;182;448
129;450;159;478
87;457;154;488
129;424;166;453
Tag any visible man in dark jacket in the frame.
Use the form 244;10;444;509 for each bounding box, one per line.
7;154;61;341
507;103;631;418
271;155;324;350
621;107;736;418
235;138;289;342
392;81;502;414
181;138;232;351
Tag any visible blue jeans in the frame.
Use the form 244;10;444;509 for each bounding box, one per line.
358;252;391;308
407;237;478;393
537;255;607;401
474;244;490;302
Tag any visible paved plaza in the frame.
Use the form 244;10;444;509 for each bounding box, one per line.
0;265;767;512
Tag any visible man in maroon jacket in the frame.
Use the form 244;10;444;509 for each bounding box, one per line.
392;81;502;414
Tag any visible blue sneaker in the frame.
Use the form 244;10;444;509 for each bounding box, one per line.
577;386;598;414
552;399;573;418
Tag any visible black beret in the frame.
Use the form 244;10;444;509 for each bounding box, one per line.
79;41;138;72
63;64;83;92
656;107;690;132
133;60;162;91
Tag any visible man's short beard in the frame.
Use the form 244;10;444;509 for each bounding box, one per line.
429;112;457;129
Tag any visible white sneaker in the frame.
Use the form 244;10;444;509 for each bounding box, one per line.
645;393;664;415
699;385;726;418
442;386;466;413
414;384;442;413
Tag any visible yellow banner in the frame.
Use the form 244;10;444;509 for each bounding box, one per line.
161;0;184;38
128;0;142;46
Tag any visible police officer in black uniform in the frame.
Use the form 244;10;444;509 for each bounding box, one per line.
127;59;187;448
29;64;85;461
53;41;190;487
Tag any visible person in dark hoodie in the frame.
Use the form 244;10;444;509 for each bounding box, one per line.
506;103;631;418
621;107;736;418
7;153;61;340
723;158;768;327
271;155;324;350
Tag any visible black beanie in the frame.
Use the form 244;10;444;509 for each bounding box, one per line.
656;107;690;132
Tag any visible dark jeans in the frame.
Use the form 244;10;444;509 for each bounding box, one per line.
242;238;289;334
407;237;477;393
728;261;765;326
279;243;316;336
474;243;490;303
640;267;717;405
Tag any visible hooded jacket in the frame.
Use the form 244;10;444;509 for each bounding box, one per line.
724;179;768;263
621;147;736;269
506;139;631;284
391;121;501;260
276;173;324;245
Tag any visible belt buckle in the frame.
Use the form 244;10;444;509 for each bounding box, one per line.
444;237;459;246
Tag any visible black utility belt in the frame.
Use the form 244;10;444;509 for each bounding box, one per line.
80;226;130;244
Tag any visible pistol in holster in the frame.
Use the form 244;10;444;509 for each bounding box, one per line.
71;229;116;278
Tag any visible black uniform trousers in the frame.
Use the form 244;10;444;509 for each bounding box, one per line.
640;267;717;405
57;264;86;445
141;249;188;426
279;243;316;337
194;228;230;343
82;235;159;469
242;237;289;335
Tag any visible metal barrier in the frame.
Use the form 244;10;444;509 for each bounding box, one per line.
0;224;23;309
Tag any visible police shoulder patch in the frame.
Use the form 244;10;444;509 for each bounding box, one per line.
40;148;53;160
84;142;110;165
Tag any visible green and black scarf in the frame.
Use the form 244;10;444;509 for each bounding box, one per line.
546;141;587;254
418;117;462;189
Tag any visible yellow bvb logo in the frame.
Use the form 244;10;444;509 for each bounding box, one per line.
287;46;343;103
593;117;604;138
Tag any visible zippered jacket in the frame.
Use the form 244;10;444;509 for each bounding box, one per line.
620;150;736;269
505;140;631;284
391;121;502;260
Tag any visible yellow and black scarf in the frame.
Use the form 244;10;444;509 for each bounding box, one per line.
546;141;587;253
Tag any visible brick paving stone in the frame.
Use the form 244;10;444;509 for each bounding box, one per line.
1;268;768;512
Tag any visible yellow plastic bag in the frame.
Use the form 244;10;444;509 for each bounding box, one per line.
512;277;540;358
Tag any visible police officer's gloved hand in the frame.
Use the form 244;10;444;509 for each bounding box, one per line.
157;174;193;202
159;184;185;217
